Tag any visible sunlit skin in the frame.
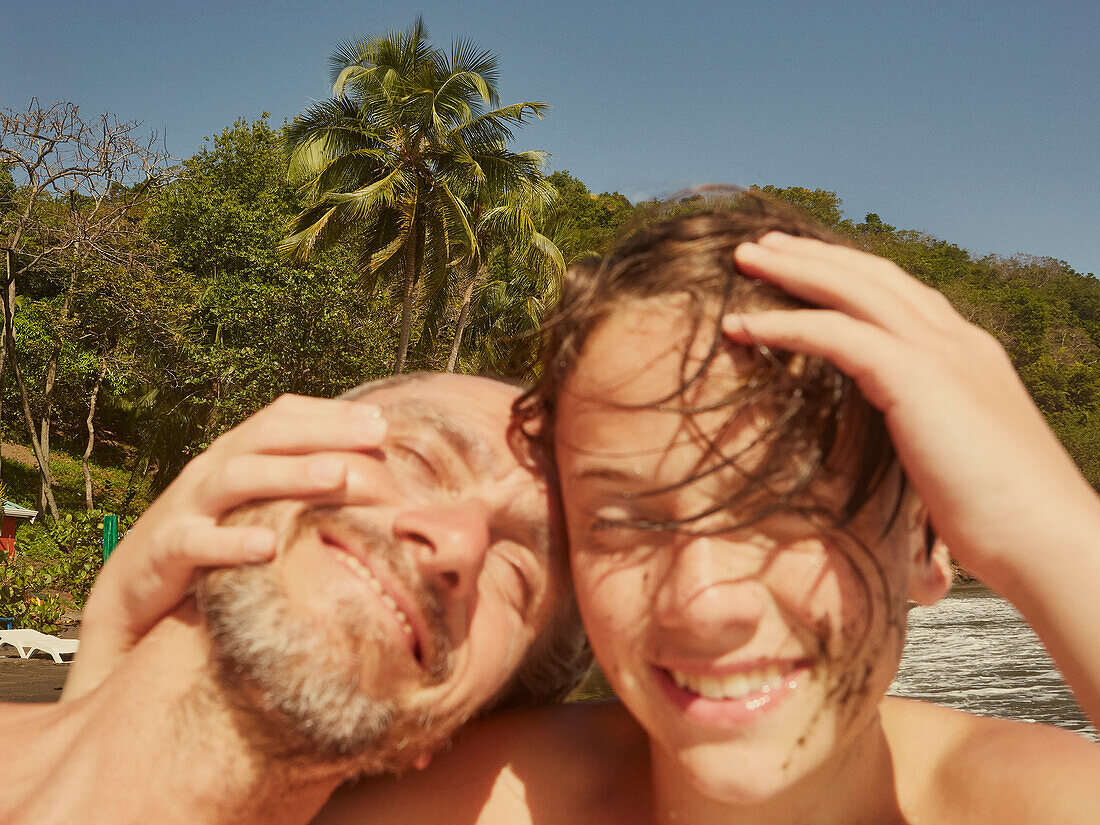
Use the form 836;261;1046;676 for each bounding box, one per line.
274;375;564;729
316;232;1100;825
555;297;943;812
47;228;1100;824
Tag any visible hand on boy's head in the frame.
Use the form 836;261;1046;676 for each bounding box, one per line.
724;233;1099;587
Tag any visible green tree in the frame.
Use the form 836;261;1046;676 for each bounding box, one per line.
140;115;396;490
0;101;171;519
752;185;850;229
545;171;635;259
281;18;549;372
443;183;564;372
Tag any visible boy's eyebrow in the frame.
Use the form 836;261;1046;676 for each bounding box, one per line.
570;464;647;486
382;399;501;477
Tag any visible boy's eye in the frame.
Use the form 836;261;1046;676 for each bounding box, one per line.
589;502;672;532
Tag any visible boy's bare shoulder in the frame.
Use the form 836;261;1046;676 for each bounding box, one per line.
882;697;1100;824
314;701;649;825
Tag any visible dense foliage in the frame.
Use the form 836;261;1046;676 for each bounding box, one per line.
4;133;1097;508
0;511;122;632
2;47;1098;628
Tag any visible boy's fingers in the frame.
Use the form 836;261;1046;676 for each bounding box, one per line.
722;309;912;411
739;234;961;333
734;241;926;336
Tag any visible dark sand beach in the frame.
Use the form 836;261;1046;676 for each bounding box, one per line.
0;626;79;702
0;656;69;702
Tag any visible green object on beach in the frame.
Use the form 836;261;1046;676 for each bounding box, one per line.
103;514;119;560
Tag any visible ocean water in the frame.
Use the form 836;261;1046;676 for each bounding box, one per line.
889;582;1097;741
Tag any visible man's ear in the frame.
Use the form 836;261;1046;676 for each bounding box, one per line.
908;535;952;607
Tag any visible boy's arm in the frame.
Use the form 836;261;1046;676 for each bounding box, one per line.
64;394;387;700
725;232;1100;723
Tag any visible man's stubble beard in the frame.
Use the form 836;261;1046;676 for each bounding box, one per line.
194;504;467;776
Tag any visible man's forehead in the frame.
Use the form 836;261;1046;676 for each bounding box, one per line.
359;373;520;415
360;375;522;466
382;398;503;475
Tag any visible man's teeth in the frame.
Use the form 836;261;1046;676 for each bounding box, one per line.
337;552;414;637
668;665;789;700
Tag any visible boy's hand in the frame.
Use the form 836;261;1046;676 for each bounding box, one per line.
723;232;1100;586
62;394;387;701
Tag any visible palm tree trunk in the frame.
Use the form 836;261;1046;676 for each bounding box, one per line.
393;231;418;374
83;358;108;510
446;262;481;373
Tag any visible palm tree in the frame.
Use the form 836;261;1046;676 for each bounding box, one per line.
454;230;566;378
281;18;549;373
443;184;564;372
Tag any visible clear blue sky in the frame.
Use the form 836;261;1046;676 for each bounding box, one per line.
4;0;1097;275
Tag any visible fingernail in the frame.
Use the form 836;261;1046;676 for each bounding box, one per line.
758;231;799;248
244;530;276;561
308;457;346;486
355;403;382;419
721;312;747;332
354;404;387;441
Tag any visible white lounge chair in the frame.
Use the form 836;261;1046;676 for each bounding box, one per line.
0;629;79;663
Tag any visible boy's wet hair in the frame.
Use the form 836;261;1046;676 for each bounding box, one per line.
514;192;906;536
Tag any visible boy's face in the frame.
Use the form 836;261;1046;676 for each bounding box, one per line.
554;297;948;801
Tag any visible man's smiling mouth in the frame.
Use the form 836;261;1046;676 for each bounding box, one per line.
319;529;427;667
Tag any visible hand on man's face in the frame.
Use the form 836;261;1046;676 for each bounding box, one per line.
196;374;567;773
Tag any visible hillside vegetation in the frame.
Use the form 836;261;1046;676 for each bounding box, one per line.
2;85;1096;628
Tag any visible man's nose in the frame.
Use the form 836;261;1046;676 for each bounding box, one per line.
654;536;769;644
393;500;492;600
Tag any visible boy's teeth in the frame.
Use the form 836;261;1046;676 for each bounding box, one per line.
668;665;788;700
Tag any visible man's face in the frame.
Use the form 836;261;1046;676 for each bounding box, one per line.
200;374;563;770
555;298;944;802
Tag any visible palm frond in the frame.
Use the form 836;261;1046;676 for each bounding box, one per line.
449;101;549;145
324;166;412;221
305;148;391;200
449;39;500;102
529;231;566;278
436;181;479;261
279;203;342;261
361;226;408;280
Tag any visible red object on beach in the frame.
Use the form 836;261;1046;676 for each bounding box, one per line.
1;502;39;559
